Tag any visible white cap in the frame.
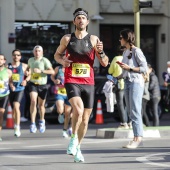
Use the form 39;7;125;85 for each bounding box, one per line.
33;45;43;52
167;61;170;65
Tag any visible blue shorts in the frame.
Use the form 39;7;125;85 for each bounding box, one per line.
55;94;70;106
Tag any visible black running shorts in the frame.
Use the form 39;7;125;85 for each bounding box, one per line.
65;83;94;108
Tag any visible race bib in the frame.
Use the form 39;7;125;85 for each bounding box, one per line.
0;81;4;89
72;63;90;77
31;73;42;83
58;87;67;95
12;73;20;82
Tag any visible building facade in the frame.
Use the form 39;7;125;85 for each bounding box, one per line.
0;0;170;83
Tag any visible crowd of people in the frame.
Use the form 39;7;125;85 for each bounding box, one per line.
0;7;167;163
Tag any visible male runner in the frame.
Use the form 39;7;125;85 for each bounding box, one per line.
28;45;54;133
8;49;30;137
54;8;108;162
0;54;12;140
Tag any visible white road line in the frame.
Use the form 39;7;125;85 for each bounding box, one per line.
1;154;46;159
0;163;16;170
136;152;170;168
24;143;63;148
23;139;123;148
0;148;12;150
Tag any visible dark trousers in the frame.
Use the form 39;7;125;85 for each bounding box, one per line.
142;98;150;126
150;97;160;126
115;89;128;123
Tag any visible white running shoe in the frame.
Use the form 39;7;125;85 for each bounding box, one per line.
30;123;37;133
63;130;69;138
74;147;84;163
20;117;28;122
67;137;78;156
14;127;21;137
39;120;46;133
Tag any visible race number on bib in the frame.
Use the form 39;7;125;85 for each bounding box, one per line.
12;74;20;82
72;63;90;77
58;87;67;95
31;73;42;83
0;81;4;89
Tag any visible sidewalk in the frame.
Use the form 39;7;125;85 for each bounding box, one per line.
96;112;170;139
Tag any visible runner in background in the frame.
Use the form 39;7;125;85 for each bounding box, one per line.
8;49;30;137
28;45;54;133
51;65;72;138
0;54;12;141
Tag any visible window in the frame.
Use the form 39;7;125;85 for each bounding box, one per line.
15;22;70;67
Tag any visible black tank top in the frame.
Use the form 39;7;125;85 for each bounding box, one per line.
65;33;95;85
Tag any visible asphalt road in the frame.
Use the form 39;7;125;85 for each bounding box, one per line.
0;112;170;170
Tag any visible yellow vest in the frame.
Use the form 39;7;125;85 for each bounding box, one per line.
108;56;124;90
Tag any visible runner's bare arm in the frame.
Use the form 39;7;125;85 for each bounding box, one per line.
91;35;109;67
50;67;59;84
23;64;31;82
42;67;55;75
54;34;71;65
8;69;15;91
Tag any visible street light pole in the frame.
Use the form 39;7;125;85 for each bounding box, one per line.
133;0;140;48
133;0;152;48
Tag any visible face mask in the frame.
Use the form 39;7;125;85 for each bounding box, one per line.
167;68;170;74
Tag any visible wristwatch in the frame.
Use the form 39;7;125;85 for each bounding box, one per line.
129;67;133;72
98;51;105;59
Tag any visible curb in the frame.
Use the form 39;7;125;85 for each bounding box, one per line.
96;126;170;139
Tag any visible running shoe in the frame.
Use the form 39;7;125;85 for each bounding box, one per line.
14;127;21;137
58;114;64;124
74;147;84;163
63;130;69;138
39;120;46;133
67;127;72;136
67;136;78;156
20;117;28;122
30;123;37;133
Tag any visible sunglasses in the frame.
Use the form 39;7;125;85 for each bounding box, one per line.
119;36;123;40
13;54;21;56
128;51;132;59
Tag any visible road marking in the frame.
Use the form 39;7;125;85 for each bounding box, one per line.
2;142;22;145
0;163;16;170
25;143;63;148
1;154;46;159
136;152;170;168
0;148;13;150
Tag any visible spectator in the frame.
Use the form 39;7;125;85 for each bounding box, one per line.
141;72;150;126
162;61;170;86
148;64;161;126
162;61;170;107
118;29;147;149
